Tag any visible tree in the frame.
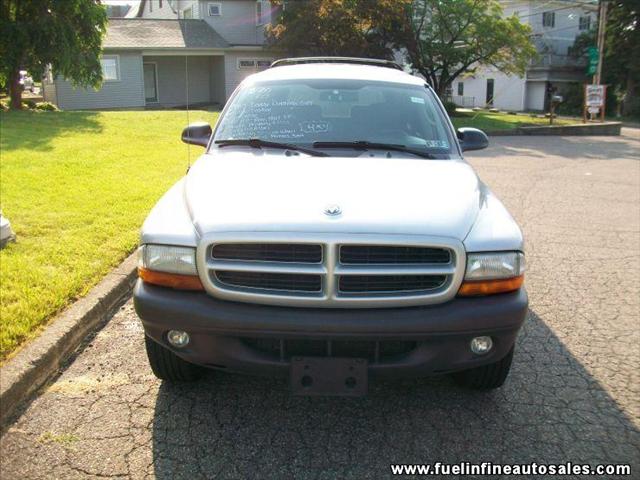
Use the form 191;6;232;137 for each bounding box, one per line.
267;0;536;98
0;0;107;109
266;0;404;59
602;0;640;116
398;0;537;96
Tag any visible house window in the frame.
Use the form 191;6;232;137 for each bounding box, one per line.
457;82;464;96
183;7;193;18
486;79;494;105
238;58;273;70
159;0;163;7
101;56;119;81
238;59;256;69
579;15;591;30
542;11;555;28
256;1;269;26
208;3;222;16
149;0;152;12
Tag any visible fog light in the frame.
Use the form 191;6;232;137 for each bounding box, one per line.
470;336;493;355
167;330;190;348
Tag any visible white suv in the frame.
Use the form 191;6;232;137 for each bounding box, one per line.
135;58;527;395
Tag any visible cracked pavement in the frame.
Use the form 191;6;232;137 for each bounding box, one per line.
1;129;639;479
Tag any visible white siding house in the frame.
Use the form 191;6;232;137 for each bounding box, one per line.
45;0;279;110
450;0;598;111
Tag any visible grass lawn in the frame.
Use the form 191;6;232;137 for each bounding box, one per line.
451;110;576;131
0;110;217;360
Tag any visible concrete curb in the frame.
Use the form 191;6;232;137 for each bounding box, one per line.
486;122;622;137
0;252;138;429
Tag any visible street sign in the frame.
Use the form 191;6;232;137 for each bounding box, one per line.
583;84;607;122
586;85;605;107
587;46;598;76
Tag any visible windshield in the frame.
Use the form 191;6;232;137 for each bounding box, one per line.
213;79;457;157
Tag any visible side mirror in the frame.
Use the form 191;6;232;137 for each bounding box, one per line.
181;122;212;147
457;127;489;152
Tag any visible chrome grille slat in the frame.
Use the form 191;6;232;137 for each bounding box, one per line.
209;260;326;275
334;264;455;276
198;234;465;308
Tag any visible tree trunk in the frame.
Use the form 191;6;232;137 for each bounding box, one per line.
436;80;450;98
9;68;22;110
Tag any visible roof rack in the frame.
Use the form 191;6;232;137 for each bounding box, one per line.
270;57;404;71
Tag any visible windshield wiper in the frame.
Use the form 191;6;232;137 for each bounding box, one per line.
215;139;329;157
313;141;436;159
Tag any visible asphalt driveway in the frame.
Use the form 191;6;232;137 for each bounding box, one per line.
1;129;639;479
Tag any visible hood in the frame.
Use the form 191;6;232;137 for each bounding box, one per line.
184;150;481;240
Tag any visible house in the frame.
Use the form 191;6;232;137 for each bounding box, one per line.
449;0;598;111
43;0;279;110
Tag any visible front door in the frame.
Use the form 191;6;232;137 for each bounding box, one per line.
143;63;158;103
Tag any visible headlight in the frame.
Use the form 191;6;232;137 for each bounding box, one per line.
140;244;198;275
464;252;525;280
458;251;525;296
138;245;203;291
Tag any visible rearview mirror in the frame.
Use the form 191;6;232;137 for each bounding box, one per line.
181;122;212;147
457;127;489;152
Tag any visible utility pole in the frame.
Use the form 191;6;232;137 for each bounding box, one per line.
595;0;608;85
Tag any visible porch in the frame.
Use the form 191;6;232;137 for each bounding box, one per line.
141;54;226;109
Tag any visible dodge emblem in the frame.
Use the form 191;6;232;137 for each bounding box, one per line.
324;205;342;217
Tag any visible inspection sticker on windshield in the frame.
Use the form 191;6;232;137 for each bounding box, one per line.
424;140;449;148
411;97;425;104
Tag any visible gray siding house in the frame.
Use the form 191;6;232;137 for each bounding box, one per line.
43;0;278;110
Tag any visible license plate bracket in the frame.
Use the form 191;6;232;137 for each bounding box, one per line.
290;357;368;397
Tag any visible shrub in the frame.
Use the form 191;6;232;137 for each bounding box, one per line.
35;102;59;111
0;101;8;112
442;100;458;117
22;99;37;109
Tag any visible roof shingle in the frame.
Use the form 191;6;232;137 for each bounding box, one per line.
104;19;229;50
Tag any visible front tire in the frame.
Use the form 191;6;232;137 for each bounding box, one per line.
452;347;514;390
145;336;202;382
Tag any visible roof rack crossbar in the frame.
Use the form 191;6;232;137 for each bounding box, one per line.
270;57;403;71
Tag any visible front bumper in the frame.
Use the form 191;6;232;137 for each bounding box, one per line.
134;280;528;377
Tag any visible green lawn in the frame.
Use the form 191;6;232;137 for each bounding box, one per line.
451;110;576;131
0;110;217;360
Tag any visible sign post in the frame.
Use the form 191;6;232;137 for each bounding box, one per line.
587;47;599;78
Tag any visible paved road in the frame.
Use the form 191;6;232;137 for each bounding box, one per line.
2;130;639;479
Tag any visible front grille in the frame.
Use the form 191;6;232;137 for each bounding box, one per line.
243;338;417;362
340;245;450;264
204;236;462;306
212;243;322;263
339;275;447;293
215;271;322;292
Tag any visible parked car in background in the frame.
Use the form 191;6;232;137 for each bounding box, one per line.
134;58;528;396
